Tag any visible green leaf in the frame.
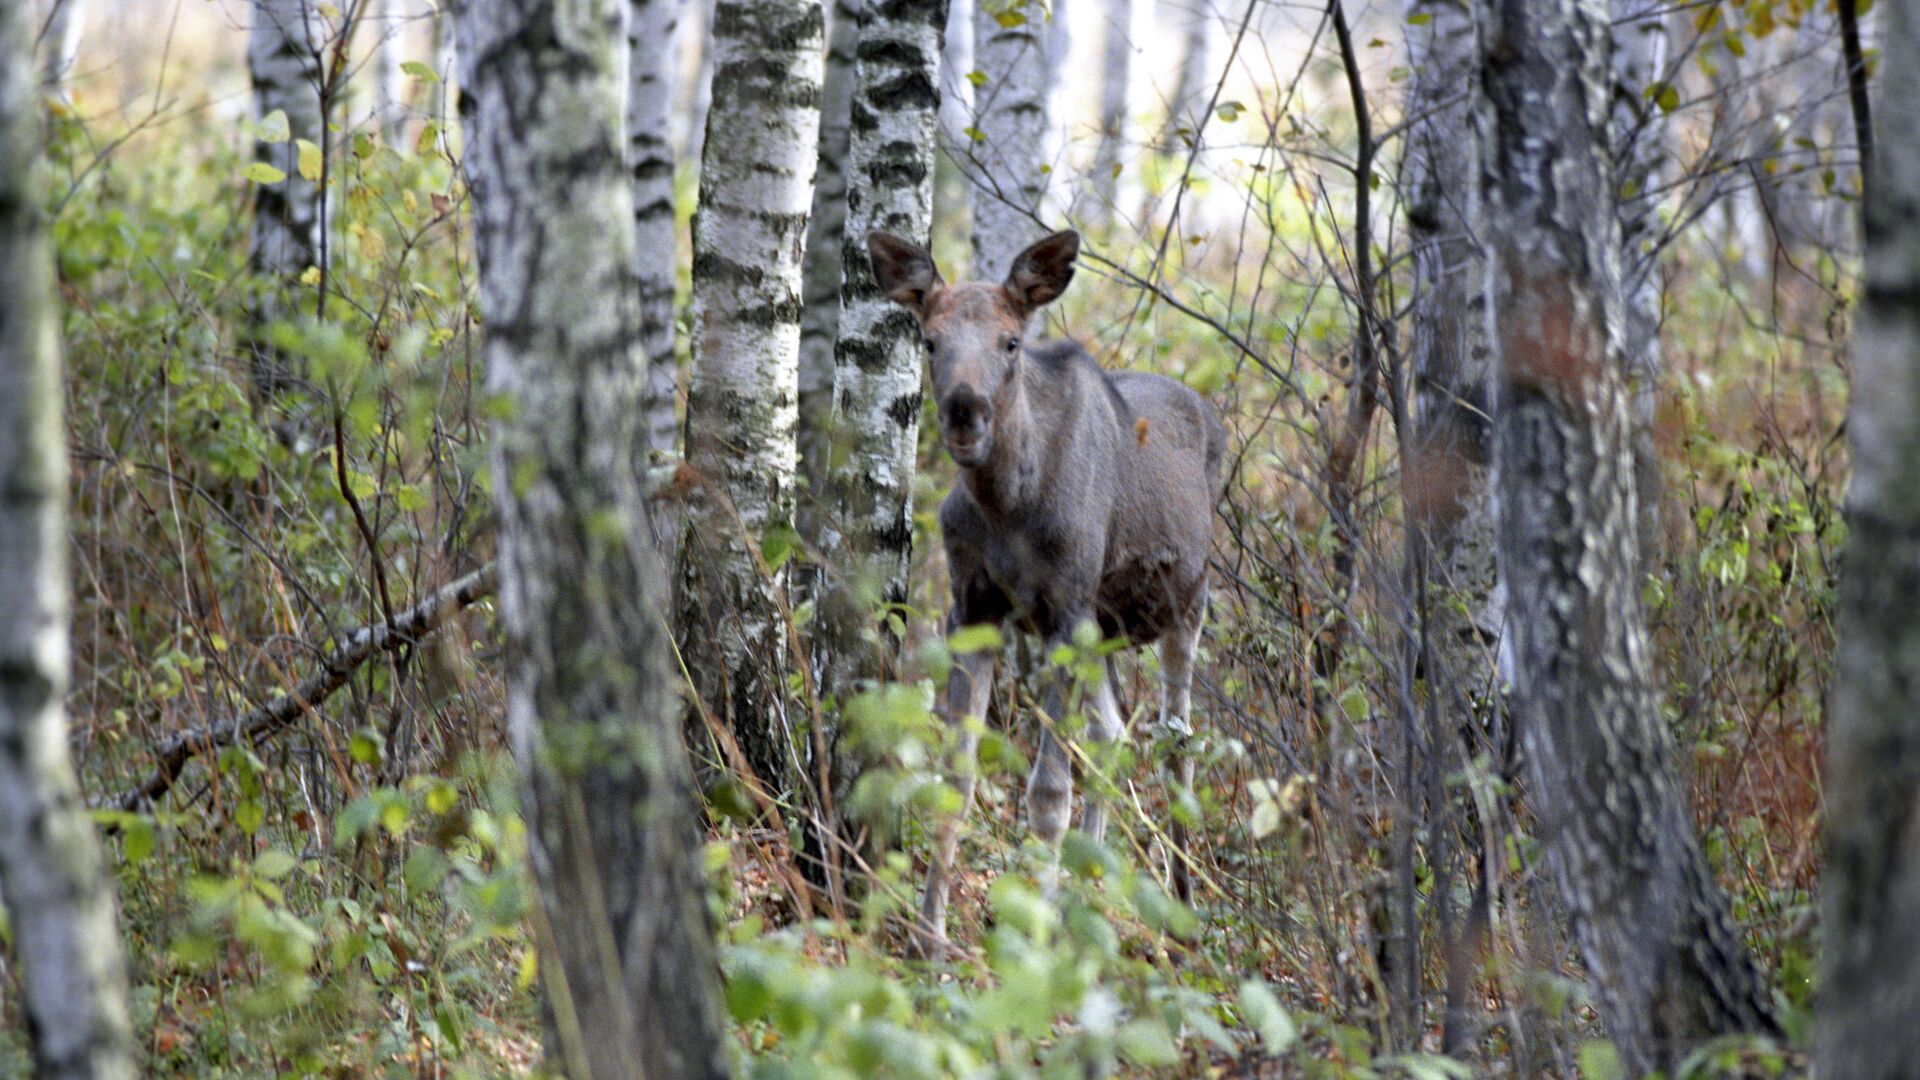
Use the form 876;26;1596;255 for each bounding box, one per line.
948;623;1004;654
1578;1040;1626;1080
350;727;385;766
1239;980;1297;1052
401;59;440;83
257;109;290;143
1406;11;1433;25
1646;81;1681;113
254;848;298;880
966;69;987;87
993;8;1027;27
1117;1018;1179;1066
243;162;288;185
296;139;324;182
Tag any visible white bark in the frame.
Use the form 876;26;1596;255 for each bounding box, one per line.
826;0;945;685
369;0;408;145
36;0;86;100
0;5;136;1075
429;2;455;137
249;0;324;279
629;0;684;472
940;0;974;154
799;0;861;522
682;0;824;787
454;1;731;1075
1819;1;1920;1072
1086;0;1140;229
1609;0;1668;547
1161;0;1215;150
968;0;1050;280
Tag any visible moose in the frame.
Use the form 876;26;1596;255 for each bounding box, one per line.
866;228;1225;950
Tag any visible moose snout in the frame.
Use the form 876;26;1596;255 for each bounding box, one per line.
940;387;993;464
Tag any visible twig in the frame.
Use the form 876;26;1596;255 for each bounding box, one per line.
102;566;496;814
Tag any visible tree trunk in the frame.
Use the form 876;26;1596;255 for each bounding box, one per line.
1160;1;1214;151
940;0;974;156
1086;0;1138;230
249;0;324;281
1407;0;1497;661
1818;1;1920;1073
799;0;861;543
821;0;945;750
36;0;86;101
674;0;716;170
680;0;824;794
628;0;684;534
369;0;407;145
1474;0;1778;1072
968;0;1048;281
0;6;137;1075
429;2;455;140
454;2;731;1076
1609;0;1668;553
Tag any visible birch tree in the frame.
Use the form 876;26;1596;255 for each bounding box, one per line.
0;5;137;1075
799;0;862;529
629;0;684;476
36;0;86;101
368;0;407;146
1473;0;1778;1070
1405;0;1497;691
681;0;825;791
249;0;324;283
454;1;731;1075
823;0;945;692
1609;0;1669;549
1819;0;1920;1071
1087;0;1139;230
969;0;1048;280
1160;1;1214;151
940;0;974;153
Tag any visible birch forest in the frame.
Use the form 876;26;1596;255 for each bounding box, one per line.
4;0;1916;1076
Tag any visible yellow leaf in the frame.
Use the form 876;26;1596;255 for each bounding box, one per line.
296;139;323;182
258;109;290;144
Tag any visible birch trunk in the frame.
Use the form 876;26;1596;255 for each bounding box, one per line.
969;0;1048;281
36;0;86;101
1406;0;1497;666
940;0;974;155
1160;1;1214;150
629;0;684;480
681;0;824;792
799;0;862;535
823;0;945;690
0;6;137;1074
429;3;455;139
1474;0;1778;1071
249;0;324;281
675;0;716;170
1819;0;1920;1071
369;0;407;145
1086;0;1138;230
1609;0;1668;551
454;1;731;1076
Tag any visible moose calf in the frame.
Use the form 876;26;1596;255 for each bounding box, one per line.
867;229;1225;950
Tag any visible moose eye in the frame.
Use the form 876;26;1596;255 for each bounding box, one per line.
922;337;936;353
1005;337;1020;354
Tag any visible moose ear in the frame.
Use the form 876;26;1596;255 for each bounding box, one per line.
867;231;943;316
1004;230;1079;313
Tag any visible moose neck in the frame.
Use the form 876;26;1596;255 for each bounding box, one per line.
960;367;1041;518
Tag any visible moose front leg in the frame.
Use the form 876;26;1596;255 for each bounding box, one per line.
919;643;995;952
1161;610;1204;904
1077;668;1125;845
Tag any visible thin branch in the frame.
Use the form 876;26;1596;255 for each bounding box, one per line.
102;566;496;814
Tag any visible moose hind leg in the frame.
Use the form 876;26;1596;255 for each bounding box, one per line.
1160;610;1203;903
1078;667;1126;845
920;644;995;952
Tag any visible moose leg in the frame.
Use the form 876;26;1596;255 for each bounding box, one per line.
1161;610;1203;904
1078;667;1126;845
919;644;995;951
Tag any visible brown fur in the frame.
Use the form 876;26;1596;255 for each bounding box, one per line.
868;229;1226;949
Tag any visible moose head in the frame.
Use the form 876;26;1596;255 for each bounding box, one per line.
867;229;1080;467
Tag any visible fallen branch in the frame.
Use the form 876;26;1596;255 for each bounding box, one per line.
104;566;498;813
